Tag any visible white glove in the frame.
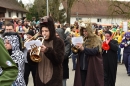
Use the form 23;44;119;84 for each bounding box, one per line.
125;44;128;47
127;41;130;45
122;42;125;45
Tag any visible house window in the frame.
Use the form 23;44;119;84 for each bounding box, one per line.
8;12;11;17
76;17;82;21
79;18;82;20
16;12;19;17
97;18;102;22
0;12;4;17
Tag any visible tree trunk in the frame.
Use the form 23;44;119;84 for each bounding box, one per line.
67;7;71;24
66;0;76;24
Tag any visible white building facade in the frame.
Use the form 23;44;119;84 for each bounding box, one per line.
4;9;26;19
70;16;127;25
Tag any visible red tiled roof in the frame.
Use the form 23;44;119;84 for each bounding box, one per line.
62;0;129;17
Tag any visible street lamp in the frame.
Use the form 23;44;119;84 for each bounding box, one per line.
47;0;49;16
76;0;79;21
76;12;79;21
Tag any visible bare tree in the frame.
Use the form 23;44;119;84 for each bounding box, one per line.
109;1;130;18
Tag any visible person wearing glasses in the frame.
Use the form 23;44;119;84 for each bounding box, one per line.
103;31;118;86
3;32;25;86
0;37;18;86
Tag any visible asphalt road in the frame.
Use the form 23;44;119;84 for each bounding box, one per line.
28;59;130;86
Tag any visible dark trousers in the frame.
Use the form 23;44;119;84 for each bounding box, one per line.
117;47;121;62
24;63;36;86
123;53;130;74
72;54;77;70
104;60;117;86
80;70;87;86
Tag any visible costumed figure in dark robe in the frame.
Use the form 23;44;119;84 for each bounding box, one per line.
3;32;26;86
27;16;65;86
120;32;130;76
102;31;118;86
74;20;104;86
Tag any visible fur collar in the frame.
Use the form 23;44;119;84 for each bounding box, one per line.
79;20;102;52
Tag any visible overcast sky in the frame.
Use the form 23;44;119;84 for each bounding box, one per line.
118;0;130;1
20;0;34;4
20;0;130;4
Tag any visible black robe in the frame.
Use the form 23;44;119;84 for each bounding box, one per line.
63;39;71;79
102;39;118;86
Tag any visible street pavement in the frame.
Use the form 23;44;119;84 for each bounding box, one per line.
28;59;130;86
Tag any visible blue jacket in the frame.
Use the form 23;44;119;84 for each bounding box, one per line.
120;39;130;53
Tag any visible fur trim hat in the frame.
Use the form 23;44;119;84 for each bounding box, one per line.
79;20;102;53
40;16;56;41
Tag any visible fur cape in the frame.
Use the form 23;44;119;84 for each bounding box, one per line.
79;20;102;52
74;20;104;86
